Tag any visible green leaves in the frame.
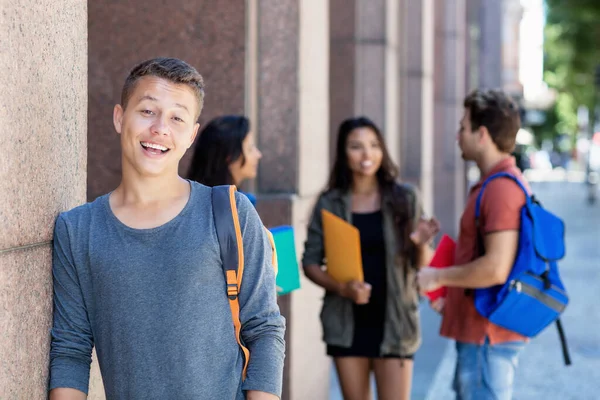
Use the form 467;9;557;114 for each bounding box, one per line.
545;0;600;103
540;0;600;139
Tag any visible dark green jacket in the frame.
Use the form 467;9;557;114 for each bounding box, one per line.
302;184;422;356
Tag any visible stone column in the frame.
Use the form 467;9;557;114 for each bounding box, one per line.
479;0;503;89
354;0;387;130
293;3;331;397
329;0;387;160
0;1;88;397
384;0;402;163
465;0;482;92
398;0;435;213
251;0;330;398
432;0;467;237
87;0;247;200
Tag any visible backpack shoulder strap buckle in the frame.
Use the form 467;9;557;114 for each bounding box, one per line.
226;270;239;300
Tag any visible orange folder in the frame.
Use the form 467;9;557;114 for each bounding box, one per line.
425;234;456;301
321;210;364;283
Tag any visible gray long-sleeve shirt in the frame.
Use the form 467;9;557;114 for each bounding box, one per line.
49;181;285;399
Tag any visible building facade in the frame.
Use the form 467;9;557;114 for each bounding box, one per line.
1;0;507;398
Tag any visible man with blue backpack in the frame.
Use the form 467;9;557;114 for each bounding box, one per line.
418;89;570;400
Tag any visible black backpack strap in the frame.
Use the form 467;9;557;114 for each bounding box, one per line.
556;318;572;366
211;185;250;379
212;185;243;297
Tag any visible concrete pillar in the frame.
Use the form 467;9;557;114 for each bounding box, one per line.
251;1;330;398
87;0;247;200
398;0;435;213
293;4;331;397
502;0;524;97
354;0;387;129
432;0;467;237
329;0;387;161
0;1;87;397
465;0;482;92
384;0;401;164
479;0;503;89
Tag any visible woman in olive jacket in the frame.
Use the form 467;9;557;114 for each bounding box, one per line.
302;117;440;400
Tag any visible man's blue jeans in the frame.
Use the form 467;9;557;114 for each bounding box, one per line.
453;338;525;400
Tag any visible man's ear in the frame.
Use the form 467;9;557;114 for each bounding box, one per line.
188;122;200;149
478;126;490;144
113;104;124;135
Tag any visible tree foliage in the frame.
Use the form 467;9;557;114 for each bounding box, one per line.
541;0;600;139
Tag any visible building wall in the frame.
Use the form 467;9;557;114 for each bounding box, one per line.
1;0;500;398
433;0;467;238
252;1;331;397
479;0;504;89
87;0;247;200
398;0;435;213
0;1;88;397
502;0;524;98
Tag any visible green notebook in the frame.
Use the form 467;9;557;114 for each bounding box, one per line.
269;226;301;295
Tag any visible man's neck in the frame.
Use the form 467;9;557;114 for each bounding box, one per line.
476;150;511;177
113;172;189;206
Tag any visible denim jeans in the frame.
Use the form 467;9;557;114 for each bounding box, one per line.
453;338;525;400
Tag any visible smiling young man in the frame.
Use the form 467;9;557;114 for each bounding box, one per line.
417;89;528;400
48;58;285;400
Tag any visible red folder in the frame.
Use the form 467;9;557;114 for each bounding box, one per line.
425;234;456;301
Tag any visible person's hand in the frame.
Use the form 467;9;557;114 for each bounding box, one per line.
246;391;279;400
410;215;441;246
339;280;372;304
417;266;443;295
430;297;445;315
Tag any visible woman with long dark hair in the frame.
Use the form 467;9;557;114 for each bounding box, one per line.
302;117;440;400
187;115;262;203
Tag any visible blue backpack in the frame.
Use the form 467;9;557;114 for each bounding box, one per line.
474;172;571;365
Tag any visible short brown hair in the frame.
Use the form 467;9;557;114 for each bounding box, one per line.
121;57;205;120
464;89;521;153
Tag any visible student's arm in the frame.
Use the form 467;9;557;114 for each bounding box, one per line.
402;183;438;268
303;264;344;293
416;244;435;269
235;194;286;399
430;230;519;288
49;388;87;400
408;184;438;269
418;179;525;291
48;215;94;397
301;195;342;291
246;391;279;400
301;196;371;303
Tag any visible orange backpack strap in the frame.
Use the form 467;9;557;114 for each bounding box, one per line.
211;185;250;380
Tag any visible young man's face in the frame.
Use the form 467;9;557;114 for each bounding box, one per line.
113;76;200;178
457;108;480;161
